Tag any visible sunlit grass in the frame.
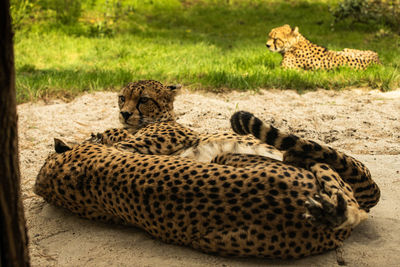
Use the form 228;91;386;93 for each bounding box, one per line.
13;0;400;103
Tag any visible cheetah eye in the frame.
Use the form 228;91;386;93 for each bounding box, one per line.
119;95;125;103
139;97;150;104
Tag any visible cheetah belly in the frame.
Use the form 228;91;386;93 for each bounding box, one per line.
179;140;282;162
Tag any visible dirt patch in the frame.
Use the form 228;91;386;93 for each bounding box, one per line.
19;88;400;266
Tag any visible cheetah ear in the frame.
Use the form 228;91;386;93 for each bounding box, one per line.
167;84;182;96
293;26;299;34
54;138;72;154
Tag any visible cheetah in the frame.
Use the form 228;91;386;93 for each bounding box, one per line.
91;80;281;162
34;111;380;259
266;24;380;70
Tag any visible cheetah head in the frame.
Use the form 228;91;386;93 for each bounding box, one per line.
34;138;109;208
118;80;181;133
34;138;74;203
266;24;301;54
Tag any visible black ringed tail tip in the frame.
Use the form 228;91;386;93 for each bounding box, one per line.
230;111;255;135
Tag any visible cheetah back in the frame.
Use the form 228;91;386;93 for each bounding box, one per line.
35;141;352;259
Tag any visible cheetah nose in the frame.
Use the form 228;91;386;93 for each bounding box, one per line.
266;44;271;48
120;111;132;120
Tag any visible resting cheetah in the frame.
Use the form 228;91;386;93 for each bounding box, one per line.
91;80;281;162
34;111;380;258
266;24;380;70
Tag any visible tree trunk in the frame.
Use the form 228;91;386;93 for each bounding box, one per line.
0;0;30;266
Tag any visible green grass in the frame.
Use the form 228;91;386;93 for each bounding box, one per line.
13;0;400;103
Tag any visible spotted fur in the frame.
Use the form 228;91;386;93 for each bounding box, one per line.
91;80;280;162
229;111;380;211
34;111;379;258
266;24;380;70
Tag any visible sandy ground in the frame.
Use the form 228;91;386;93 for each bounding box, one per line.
18;88;400;267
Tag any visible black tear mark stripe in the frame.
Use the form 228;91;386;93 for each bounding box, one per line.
128;86;133;99
136;101;143;117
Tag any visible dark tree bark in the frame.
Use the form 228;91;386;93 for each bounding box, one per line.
0;0;30;266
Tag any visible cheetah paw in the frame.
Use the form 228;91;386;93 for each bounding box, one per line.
87;132;104;144
304;192;366;229
335;204;368;230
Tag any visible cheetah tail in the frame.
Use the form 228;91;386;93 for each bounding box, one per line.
230;111;381;211
230;110;303;151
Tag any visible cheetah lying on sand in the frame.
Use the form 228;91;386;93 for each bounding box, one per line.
266;24;380;70
35;110;380;258
90;80;281;162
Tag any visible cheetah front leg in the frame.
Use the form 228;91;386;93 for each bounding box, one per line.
87;128;132;145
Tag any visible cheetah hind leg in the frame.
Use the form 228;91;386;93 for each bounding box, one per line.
191;227;270;258
304;162;368;230
230;110;380;211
